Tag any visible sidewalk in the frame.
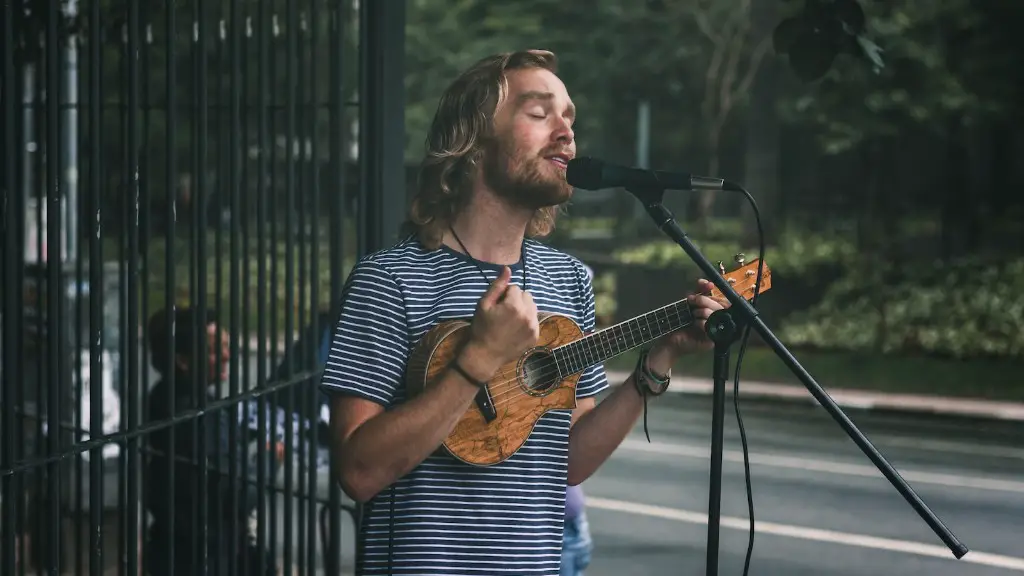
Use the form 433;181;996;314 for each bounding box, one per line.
605;370;1024;422
245;331;1024;423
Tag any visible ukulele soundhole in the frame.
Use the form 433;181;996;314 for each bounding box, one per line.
518;348;561;397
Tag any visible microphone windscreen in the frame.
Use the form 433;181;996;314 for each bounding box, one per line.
565;157;607;190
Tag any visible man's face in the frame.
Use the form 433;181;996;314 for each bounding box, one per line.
205;322;229;384
174;321;229;384
482;67;577;210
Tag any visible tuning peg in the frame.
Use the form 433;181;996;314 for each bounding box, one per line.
717;261;726;275
734;253;746;266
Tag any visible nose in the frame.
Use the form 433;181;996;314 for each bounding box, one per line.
553;116;574;144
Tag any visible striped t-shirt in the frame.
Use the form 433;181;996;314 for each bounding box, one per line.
321;234;608;575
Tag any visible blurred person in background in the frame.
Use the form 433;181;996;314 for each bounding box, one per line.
561;263;599;575
144;306;278;576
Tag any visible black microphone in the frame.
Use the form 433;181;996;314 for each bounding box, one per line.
565;157;730;192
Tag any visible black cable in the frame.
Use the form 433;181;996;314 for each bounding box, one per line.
727;183;767;576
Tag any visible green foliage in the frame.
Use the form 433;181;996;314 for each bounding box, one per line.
611;228;857;276
405;0;550;162
778;0;1013;154
779;258;1024;359
403;0;767;163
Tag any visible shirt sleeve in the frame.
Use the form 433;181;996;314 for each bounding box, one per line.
319;258;409;407
574;260;610;399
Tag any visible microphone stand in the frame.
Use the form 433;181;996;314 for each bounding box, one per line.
623;185;969;576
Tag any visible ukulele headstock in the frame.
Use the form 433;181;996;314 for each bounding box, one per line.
707;254;772;306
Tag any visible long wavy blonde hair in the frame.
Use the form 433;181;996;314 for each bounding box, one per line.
403;49;563;250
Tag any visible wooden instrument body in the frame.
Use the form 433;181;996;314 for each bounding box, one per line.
405;312;584;467
404;257;772;467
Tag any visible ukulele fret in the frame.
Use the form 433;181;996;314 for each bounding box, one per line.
552;299;694;377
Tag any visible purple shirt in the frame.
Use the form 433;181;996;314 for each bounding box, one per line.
565;484;586;519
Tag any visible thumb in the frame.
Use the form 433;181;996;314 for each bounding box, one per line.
478;266;512;310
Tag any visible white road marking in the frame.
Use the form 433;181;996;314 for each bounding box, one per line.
619;438;1024;494
586;496;1024;571
879;436;1024;461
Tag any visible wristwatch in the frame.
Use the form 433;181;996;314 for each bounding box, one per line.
633;348;671;397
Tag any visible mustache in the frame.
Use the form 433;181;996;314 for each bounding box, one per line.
539;146;574;157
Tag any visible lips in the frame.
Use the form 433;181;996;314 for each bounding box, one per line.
545;153;572;168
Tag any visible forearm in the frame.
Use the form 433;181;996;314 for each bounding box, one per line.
566;346;675;485
566;375;644;485
333;344;496;501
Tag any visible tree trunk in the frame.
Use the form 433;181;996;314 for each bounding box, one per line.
741;0;779;245
686;128;721;233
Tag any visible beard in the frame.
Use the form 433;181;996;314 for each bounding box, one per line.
481;134;573;210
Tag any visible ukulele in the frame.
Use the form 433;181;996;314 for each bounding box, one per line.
404;256;773;466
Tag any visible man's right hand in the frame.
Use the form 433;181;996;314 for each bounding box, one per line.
461;266;540;379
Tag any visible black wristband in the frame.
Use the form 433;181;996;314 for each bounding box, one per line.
634;348;671;396
451;360;488;389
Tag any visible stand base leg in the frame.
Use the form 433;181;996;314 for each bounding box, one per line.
705;308;740;576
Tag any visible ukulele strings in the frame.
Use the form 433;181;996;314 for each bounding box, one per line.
445;225;700;409
480;304;694;409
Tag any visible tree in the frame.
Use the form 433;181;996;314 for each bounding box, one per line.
681;0;772;230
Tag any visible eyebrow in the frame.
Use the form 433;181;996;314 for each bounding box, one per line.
516;90;576;120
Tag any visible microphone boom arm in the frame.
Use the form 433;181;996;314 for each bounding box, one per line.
623;184;970;576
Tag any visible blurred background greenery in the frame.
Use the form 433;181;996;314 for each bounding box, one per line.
404;0;1024;400
81;0;1024;401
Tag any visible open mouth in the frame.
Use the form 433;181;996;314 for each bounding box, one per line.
545;153;571;169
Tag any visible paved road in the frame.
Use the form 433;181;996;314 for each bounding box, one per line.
132;356;1024;575
579;390;1024;576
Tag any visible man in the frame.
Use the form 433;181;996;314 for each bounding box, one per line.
144;306;277;576
322;49;724;575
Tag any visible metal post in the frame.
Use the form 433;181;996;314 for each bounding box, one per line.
358;0;406;255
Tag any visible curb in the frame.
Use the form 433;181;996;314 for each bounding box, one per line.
245;332;1024;423
605;370;1024;422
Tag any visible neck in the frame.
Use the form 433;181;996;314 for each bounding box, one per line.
550;298;695;377
446;188;532;265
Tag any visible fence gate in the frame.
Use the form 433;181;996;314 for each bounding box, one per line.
1;0;406;574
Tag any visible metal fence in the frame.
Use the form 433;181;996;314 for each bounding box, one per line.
1;0;405;574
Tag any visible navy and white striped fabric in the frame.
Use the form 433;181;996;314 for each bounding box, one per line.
321;234;608;575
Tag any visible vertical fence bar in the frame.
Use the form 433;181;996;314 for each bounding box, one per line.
87;1;106;573
305;0;322;572
33;47;46;575
295;4;309;562
116;15;128;574
136;20;153;576
45;0;66;571
2;0;23;573
70;4;86;571
72;6;85;572
358;0;406;256
164;0;178;572
255;0;271;573
239;10;254;576
210;6;227;572
267;9;280;570
228;0;243;573
193;0;211;565
125;0;142;573
283;0;300;572
7;7;29;562
294;5;308;574
326;2;346;573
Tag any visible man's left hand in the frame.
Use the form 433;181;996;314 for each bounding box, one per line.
651;278;727;366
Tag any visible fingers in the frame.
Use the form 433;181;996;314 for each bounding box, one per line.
478;266;512;310
687;293;723;311
688;305;714;320
695;278;714;295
